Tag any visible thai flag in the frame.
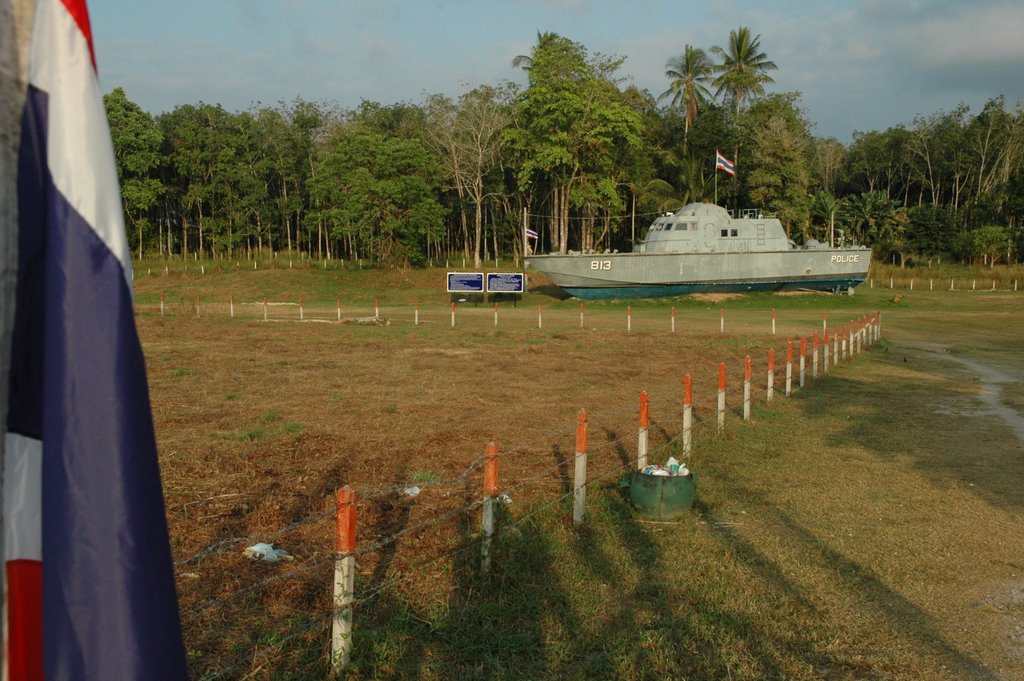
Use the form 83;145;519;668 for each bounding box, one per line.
4;0;186;678
715;150;736;176
525;227;539;240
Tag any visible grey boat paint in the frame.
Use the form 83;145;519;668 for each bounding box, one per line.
525;203;870;300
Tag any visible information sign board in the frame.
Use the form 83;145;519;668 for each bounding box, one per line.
486;272;525;293
447;272;485;292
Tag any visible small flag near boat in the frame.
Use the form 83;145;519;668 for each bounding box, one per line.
715;151;735;176
525;227;539;240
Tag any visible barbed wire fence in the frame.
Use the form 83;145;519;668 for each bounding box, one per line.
163;307;883;678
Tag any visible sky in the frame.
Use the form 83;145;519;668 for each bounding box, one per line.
89;0;1024;144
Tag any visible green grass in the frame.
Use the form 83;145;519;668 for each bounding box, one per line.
410;470;441;484
337;347;1023;680
210;427;269;442
143;265;1024;680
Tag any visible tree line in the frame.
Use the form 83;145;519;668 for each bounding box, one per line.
104;28;1024;269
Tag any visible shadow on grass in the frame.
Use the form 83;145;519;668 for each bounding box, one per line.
800;345;1024;510
342;483;931;680
703;492;997;679
528;285;572;301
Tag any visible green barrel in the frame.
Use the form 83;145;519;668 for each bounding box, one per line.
629;471;697;521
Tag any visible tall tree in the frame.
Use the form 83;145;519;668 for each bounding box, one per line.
105;87;164;258
660;45;714;143
809;136;847;196
744;93;812;235
810;191;841;246
425;85;512;268
710;27;777;119
847;127;912;200
312;127;444;267
506;35;642;253
511;30;560;71
907;105;969;208
843;190;906;261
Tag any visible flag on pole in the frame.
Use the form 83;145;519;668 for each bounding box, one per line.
4;0;187;678
715;150;736;176
525;227;539;240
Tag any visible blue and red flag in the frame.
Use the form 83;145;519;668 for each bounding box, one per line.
715;150;736;176
4;0;186;678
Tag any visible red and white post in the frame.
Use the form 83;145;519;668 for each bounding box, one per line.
451;302;456;328
538;305;543;330
743;355;752;421
683;374;693;457
493;302;499;328
767;348;775;403
160;292;165;316
573;409;588;525
263;297;268;321
374;297;380;318
638;391;649;470
627;305;632;333
481;441;499;574
823;329;831;373
579;303;585;330
812;332;819;380
671;307;676;333
799;337;806;388
414;302;419;327
720;308;725;334
331;486;357;675
336;298;341;322
785;340;793;396
771;307;776;336
717;362;726;433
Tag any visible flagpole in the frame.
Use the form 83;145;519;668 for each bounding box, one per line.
714;157;718;205
1;4;36;673
522;206;528;261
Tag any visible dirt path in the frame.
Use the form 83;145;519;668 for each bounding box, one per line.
886;332;1024;675
887;335;1024;444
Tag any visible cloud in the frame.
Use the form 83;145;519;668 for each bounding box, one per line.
93;0;1023;143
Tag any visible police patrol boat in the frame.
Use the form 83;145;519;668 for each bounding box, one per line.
524;202;870;300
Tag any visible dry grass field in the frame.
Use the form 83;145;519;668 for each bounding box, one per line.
134;263;1024;680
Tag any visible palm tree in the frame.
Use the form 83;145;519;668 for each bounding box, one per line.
511;30;561;70
810;191;841;246
710;27;777;118
843;191;905;251
659;45;714;143
643;153;711;212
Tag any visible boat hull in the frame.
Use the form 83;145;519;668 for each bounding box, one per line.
525;250;870;300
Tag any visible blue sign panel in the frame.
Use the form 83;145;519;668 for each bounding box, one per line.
486;272;525;293
447;272;484;292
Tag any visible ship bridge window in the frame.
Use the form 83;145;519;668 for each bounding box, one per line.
720;229;728;237
664;224;674;230
730;228;738;236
